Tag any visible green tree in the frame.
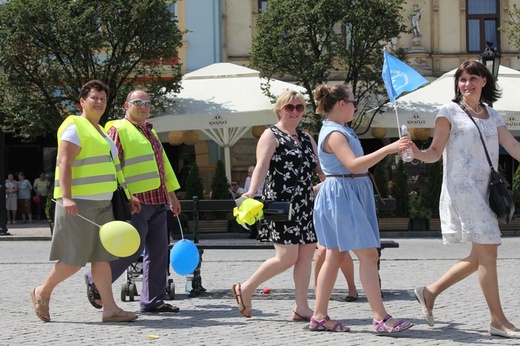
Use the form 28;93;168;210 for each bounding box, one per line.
185;163;204;201
513;164;520;211
502;4;520;53
373;161;390;217
393;159;409;217
0;0;184;141
211;160;231;200
373;161;389;198
251;0;407;133
425;160;442;218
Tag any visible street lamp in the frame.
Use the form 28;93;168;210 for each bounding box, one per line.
480;41;501;81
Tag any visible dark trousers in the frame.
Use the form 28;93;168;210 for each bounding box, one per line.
87;204;169;309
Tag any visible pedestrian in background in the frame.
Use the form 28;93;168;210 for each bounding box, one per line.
411;60;520;339
30;80;139;323
311;83;412;333
85;89;182;314
17;172;32;224
33;172;50;220
5;173;18;224
232;90;322;321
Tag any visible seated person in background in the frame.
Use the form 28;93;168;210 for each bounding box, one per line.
229;180;245;199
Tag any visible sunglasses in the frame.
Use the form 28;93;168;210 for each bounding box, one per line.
128;99;151;107
343;99;357;108
283;104;305;113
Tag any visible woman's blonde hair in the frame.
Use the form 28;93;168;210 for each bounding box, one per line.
273;90;305;120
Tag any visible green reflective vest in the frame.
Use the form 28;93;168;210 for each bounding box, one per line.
54;115;118;198
106;119;180;194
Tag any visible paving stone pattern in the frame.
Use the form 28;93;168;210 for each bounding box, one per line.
1;221;520;345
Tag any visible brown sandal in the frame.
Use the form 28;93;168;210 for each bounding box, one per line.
30;288;50;322
102;309;138;322
231;283;252;318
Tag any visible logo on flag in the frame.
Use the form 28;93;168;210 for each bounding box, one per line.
382;50;428;103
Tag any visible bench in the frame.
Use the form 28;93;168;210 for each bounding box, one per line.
172;196;400;297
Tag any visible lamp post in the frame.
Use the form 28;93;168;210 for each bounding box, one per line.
479;41;500;108
0;111;9;235
480;41;501;81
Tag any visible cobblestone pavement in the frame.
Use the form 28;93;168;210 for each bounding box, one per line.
2;221;520;345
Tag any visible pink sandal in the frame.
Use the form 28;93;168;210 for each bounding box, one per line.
373;314;413;333
309;316;350;332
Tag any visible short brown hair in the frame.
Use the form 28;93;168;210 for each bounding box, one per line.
79;80;109;100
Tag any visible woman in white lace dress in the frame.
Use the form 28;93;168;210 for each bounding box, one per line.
411;60;520;338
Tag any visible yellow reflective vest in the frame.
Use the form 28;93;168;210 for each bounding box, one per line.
106;119;180;194
54;115;121;198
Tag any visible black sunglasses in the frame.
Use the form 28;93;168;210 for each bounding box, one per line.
283;104;305;113
343;99;358;108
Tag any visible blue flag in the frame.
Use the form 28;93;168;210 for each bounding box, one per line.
382;50;428;103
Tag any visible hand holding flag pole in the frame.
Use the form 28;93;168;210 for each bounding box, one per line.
381;49;428;137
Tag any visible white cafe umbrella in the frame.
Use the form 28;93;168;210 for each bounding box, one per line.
371;65;520;131
149;63;307;180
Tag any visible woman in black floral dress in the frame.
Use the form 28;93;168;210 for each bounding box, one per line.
231;90;322;321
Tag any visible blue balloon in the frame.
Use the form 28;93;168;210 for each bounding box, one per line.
170;239;200;276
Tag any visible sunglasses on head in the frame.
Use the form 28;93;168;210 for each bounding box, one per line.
283;104;305;113
128;99;151;107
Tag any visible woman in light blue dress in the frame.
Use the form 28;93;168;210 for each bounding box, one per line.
310;84;413;334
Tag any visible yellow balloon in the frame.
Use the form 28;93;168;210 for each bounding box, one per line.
99;221;140;257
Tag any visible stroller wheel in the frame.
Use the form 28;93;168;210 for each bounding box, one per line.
129;283;136;301
168;281;175;300
120;284;127;302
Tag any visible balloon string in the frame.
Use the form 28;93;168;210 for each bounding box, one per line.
175;215;185;239
52;199;101;227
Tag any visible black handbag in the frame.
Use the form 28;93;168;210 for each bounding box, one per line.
263;200;293;222
112;185;132;221
262;141;303;222
461;103;515;224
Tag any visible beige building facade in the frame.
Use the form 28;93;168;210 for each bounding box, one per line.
172;0;520;190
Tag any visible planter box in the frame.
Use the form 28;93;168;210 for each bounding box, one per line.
408;217;430;232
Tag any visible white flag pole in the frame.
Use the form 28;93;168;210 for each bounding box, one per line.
394;100;402;137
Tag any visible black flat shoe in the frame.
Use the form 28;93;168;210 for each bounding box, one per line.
141;303;180;313
344;293;358;302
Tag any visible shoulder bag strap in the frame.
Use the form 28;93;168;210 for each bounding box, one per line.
459;103;494;170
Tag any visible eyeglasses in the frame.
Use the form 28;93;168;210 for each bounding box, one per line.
128;99;151;107
283;104;305;113
232;183;238;186
88;96;107;103
343;99;357;108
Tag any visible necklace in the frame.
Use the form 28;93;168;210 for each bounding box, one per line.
462;100;483;115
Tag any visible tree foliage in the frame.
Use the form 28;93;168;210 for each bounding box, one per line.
251;0;407;133
211;160;231;200
0;0;184;140
185;162;204;201
425;160;442;218
503;4;520;55
393;159;409;217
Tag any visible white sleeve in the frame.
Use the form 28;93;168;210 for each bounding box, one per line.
60;123;81;146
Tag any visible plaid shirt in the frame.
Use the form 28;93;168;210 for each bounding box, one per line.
108;116;169;205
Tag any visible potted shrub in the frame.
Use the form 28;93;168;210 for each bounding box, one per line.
408;191;432;231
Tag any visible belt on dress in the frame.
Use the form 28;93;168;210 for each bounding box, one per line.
323;173;384;204
325;173;370;178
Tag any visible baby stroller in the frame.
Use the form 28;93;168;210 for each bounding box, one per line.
120;248;176;302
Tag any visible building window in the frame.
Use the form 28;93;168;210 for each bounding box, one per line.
466;0;500;52
258;1;268;13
